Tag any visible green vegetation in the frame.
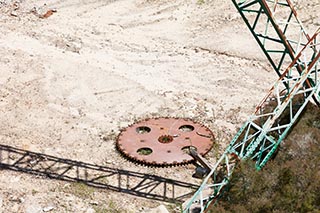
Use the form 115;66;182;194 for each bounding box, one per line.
137;147;153;155
93;206;109;213
209;104;320;212
92;199;127;213
31;189;38;195
63;182;94;199
197;0;205;4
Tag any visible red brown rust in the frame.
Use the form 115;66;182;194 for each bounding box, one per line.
116;117;214;166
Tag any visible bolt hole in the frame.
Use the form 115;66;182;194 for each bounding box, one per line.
179;125;194;132
136;126;151;134
137;148;152;155
158;135;174;144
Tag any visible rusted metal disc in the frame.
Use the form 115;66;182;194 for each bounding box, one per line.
116;117;214;166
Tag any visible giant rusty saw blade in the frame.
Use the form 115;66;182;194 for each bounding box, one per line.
116;117;215;166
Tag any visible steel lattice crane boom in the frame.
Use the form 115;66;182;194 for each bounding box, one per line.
183;0;320;212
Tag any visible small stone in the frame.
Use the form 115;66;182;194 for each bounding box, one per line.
105;159;113;164
86;207;96;213
69;107;80;117
89;200;98;205
10;11;18;17
19;197;25;203
26;204;42;213
65;41;82;53
43;206;55;212
147;204;169;213
314;17;320;26
139;207;144;211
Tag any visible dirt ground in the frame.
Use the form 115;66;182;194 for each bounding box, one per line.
0;0;319;212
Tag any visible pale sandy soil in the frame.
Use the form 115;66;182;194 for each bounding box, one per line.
0;0;319;212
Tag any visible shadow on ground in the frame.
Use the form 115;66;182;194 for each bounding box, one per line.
0;144;198;203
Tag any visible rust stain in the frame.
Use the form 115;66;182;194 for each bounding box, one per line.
40;9;56;19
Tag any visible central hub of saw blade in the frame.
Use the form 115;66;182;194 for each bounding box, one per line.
116;117;214;166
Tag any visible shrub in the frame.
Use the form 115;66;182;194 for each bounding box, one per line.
209;104;320;212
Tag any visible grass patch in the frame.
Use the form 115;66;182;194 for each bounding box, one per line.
208;103;320;212
63;182;94;199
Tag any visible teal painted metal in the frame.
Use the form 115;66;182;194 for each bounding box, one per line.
232;0;319;105
183;32;319;212
183;0;320;212
231;0;308;77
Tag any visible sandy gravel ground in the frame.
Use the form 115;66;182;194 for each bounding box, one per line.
0;0;319;212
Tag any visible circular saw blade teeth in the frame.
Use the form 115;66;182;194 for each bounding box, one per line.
116;117;215;167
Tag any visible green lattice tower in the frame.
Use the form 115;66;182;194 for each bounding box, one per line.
183;0;320;212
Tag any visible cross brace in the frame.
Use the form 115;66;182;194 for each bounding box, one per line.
184;26;319;213
183;0;320;211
